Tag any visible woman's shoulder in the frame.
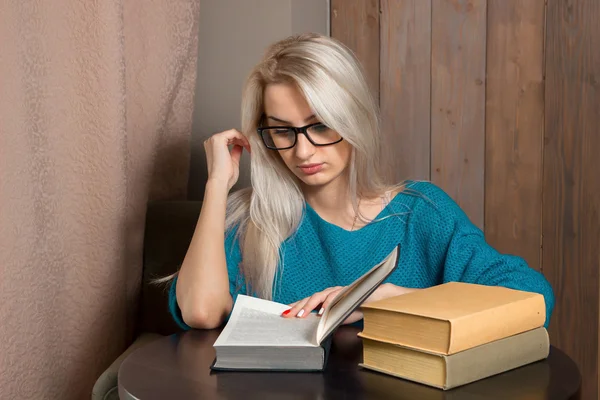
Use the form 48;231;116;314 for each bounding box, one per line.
392;180;457;207
388;180;468;226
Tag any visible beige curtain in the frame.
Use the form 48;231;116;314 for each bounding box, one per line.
0;1;199;398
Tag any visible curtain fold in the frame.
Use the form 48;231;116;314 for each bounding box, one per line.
0;1;199;398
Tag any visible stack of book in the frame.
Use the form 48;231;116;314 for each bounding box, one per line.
358;282;550;390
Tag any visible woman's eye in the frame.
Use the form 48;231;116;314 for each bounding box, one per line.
312;124;329;132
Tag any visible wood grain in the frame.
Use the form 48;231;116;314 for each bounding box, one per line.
431;0;487;229
380;0;431;183
543;1;600;399
484;0;545;272
330;0;380;106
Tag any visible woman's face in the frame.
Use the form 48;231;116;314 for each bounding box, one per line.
262;83;353;190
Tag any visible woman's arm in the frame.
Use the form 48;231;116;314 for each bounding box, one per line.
440;225;555;328
174;129;250;329
175;180;234;329
418;183;556;328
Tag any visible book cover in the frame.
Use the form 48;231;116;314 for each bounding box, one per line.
360;282;546;354
359;327;550;390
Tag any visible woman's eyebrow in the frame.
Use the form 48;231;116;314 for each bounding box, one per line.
267;114;316;125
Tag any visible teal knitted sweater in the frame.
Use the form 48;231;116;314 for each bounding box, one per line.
169;181;554;329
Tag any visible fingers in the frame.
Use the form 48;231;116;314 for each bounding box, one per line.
287;300;300;308
207;128;246;142
228;137;252;154
230;144;243;165
205;129;251;153
281;297;311;318
282;287;343;319
320;288;344;315
301;288;339;317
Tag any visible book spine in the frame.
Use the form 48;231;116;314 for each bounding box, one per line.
448;294;546;354
444;327;550;389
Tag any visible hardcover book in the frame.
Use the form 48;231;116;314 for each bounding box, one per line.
210;244;401;371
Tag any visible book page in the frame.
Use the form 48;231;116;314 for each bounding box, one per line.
315;244;400;344
214;295;320;347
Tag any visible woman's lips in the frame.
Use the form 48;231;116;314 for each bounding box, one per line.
298;163;324;175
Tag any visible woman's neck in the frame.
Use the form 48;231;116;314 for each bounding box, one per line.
303;183;351;215
302;179;384;231
302;167;355;209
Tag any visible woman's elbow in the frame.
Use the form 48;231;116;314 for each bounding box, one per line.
180;297;232;330
540;280;556;328
182;308;221;330
517;270;555;328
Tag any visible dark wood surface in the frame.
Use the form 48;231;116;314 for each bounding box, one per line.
543;1;600;399
118;326;581;400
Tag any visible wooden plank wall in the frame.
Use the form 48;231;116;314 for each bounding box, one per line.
431;0;487;229
485;1;546;277
379;0;431;183
543;1;600;399
330;0;600;399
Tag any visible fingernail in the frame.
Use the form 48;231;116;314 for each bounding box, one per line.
318;308;324;316
281;309;290;316
297;309;304;317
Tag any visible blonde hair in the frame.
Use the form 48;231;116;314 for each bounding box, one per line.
155;33;405;299
227;33;402;299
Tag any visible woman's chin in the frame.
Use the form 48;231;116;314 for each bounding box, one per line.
296;172;329;187
297;171;345;189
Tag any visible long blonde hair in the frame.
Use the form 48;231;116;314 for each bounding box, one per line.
226;33;401;299
155;33;404;298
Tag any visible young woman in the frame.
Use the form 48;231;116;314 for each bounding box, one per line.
167;33;554;330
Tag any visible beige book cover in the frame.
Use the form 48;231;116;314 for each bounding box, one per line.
360;282;546;354
359;343;551;399
359;327;550;390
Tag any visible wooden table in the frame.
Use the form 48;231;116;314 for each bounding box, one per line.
118;326;581;399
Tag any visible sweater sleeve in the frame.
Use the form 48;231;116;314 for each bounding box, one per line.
414;182;555;328
167;224;244;330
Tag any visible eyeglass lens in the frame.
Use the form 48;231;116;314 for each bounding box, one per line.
261;124;341;149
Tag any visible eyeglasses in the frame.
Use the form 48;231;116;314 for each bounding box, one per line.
257;122;343;150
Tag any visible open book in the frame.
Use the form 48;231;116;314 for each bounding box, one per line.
211;244;401;371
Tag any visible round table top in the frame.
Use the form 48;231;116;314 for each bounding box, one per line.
118;326;581;400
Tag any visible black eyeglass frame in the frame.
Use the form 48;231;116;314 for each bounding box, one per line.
256;121;344;150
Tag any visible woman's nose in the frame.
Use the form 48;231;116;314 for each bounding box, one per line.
294;134;316;159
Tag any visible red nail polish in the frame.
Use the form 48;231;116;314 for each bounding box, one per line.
281;309;290;316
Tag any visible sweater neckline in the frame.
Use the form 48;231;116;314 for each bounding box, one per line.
303;191;403;234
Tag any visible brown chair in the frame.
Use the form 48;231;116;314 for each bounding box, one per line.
92;201;202;400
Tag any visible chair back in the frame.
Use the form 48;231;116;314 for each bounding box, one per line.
137;201;202;335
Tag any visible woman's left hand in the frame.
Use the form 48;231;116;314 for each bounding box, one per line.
281;283;418;325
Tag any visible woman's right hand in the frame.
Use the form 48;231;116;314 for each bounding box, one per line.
204;129;251;192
